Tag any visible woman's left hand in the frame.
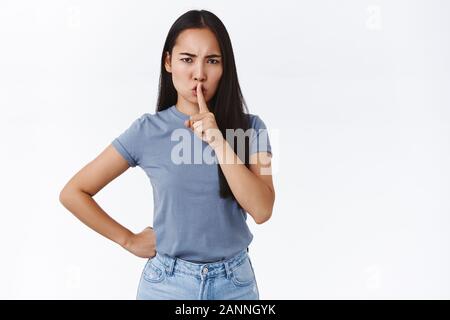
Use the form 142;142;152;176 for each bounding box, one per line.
184;83;224;149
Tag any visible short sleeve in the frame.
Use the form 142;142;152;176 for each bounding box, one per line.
249;114;272;156
111;114;147;167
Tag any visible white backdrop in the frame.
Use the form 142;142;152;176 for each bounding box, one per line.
0;0;449;299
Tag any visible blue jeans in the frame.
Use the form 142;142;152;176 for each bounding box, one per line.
136;248;260;300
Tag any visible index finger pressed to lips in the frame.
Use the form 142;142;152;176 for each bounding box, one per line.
196;83;209;113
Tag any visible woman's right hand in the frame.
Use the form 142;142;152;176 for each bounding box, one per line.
123;226;156;258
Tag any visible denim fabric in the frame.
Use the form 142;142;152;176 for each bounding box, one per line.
136;248;259;300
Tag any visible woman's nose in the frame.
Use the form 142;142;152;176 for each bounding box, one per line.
194;63;206;81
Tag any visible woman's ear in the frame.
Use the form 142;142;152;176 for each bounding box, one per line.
164;51;172;73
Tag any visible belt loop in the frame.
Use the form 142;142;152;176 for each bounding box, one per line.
224;260;232;280
165;255;176;276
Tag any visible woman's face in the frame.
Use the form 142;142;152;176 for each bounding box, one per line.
164;28;223;106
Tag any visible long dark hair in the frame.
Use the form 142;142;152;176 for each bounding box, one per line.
156;10;251;204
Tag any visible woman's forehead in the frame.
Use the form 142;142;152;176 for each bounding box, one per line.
174;28;220;53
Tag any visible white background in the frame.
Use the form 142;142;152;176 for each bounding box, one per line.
0;0;449;299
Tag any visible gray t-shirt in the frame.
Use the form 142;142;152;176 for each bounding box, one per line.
112;105;271;262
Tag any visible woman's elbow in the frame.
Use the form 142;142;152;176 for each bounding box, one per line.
59;188;72;207
256;212;272;225
256;191;275;225
59;184;79;206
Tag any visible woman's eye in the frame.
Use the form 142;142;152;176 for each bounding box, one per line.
181;58;220;64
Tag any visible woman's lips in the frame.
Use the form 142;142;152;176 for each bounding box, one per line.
192;88;206;96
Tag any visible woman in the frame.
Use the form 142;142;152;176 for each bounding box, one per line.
59;9;275;300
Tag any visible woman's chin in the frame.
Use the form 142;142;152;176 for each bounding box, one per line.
184;93;209;103
190;96;207;102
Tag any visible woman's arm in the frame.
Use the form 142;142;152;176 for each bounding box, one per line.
212;138;275;224
183;88;275;224
59;144;156;258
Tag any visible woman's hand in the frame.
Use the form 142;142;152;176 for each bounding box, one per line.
122;226;156;258
184;83;224;149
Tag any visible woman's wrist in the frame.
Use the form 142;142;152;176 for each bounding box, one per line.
210;133;225;151
118;229;135;250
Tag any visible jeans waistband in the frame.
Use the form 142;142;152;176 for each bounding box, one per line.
154;248;249;280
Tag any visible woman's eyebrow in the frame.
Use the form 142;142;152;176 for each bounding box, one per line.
179;52;222;58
